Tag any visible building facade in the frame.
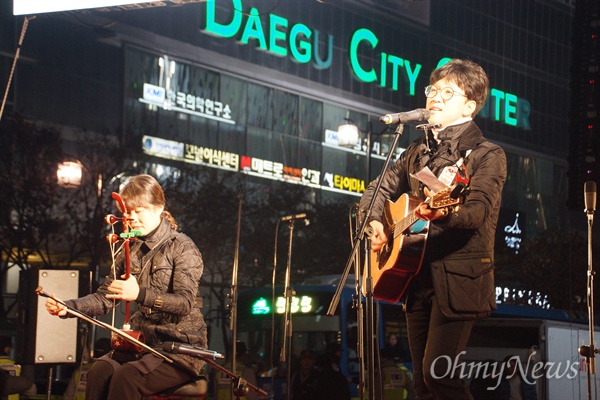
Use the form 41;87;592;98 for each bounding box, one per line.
1;0;575;246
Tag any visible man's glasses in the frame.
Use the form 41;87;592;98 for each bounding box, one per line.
424;85;468;101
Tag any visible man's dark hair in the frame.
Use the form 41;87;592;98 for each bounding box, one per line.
429;59;490;116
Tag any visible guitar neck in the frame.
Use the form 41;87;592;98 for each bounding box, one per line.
397;211;420;235
390;199;429;238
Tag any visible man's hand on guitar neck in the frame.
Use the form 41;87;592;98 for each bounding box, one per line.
369;188;451;253
415;203;447;222
415;187;449;222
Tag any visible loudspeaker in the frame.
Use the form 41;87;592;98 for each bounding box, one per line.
16;269;79;364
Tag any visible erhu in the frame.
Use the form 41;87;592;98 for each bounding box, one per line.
105;192;145;353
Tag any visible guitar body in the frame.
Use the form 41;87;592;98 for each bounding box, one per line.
365;194;429;304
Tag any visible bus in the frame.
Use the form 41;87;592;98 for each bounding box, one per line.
234;275;409;398
234;275;599;400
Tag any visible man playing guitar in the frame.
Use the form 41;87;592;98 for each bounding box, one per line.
360;59;507;400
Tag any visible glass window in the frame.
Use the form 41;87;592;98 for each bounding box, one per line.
247;83;273;130
220;74;248;128
299;97;323;142
247;126;276;160
272;90;299;137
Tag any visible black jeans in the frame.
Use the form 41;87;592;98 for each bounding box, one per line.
406;285;475;400
85;359;192;400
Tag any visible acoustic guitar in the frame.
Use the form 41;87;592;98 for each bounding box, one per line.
364;186;463;303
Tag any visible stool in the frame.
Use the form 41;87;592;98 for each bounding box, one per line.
146;375;208;400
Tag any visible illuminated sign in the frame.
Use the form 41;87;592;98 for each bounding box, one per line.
142;135;365;196
251;296;314;315
480;89;531;129
143;83;165;104
201;0;532;130
143;135;238;171
323;172;365;194
143;135;367;196
13;0;158;15
204;0;332;69
184;144;239;170
143;136;184;160
504;212;523;253
248;288;550;316
251;298;270;315
140;82;235;125
496;286;550;309
349;28;422;95
497;209;525;255
240;156;321;188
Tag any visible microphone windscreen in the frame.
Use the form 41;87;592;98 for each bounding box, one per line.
162;341;177;352
584;181;597;212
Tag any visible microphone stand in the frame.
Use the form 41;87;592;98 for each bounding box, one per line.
280;218;298;400
327;123;405;400
350;203;367;399
175;346;268;399
580;190;597;400
228;191;243;400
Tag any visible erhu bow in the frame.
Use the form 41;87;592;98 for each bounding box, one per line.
35;287;173;363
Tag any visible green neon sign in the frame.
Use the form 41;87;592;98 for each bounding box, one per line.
348;28;421;95
250;296;314;314
204;0;333;68
251;298;270;315
480;88;530;129
202;0;531;129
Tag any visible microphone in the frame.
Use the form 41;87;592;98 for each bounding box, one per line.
379;108;430;124
585;181;597;214
162;341;224;360
280;213;307;221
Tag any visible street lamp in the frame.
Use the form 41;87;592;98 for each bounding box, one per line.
336;123;360;148
337;118;384;182
56;160;83;188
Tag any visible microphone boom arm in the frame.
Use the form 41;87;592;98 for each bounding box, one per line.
163;342;268;398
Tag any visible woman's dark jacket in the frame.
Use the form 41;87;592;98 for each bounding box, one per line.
359;120;507;319
64;217;207;375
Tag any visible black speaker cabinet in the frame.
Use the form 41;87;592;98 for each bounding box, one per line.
16;269;79;364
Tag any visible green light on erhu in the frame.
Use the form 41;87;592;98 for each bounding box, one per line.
120;229;143;238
